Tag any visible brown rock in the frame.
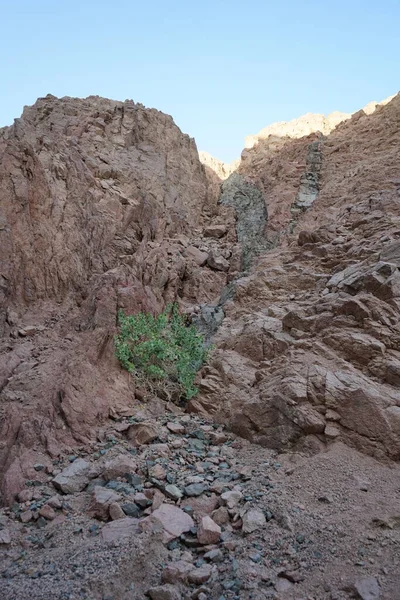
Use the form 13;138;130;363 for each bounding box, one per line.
88;486;121;521
101;455;137;481
197;516;221;545
181;493;219;518
109;502;125;521
148;585;182;600
162;560;194;584
184;246;208;267
188;565;212;584
127;423;158;446
20;510;33;523
204;224;227;238
212;506;230;525
101;517;140;543
166;422;185;435
207;249;229;272
39;505;56;520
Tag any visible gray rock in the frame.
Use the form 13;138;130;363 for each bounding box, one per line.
148;585;182;600
353;577;380;600
52;458;91;494
184;483;208;497
242;508;266;533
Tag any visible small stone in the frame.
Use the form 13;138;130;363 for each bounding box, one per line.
39;505;56;520
207;249;229;272
325;424;340;439
184;483;208;497
20;510;33;523
162;560;194;584
318;495;333;504
148;584;182;600
167;422;186;435
353;577;380;600
221;490;242;509
204;224;227;239
188;565;212;585
18;489;33;503
0;529;11;544
242;509;266;533
204;549;223;563
212;506;230;525
47;495;62;509
134;492;152;507
121;503;141;518
164;484;183;501
150;464;167;480
101;455;137;481
109;502;125;520
197;516;221;545
88;487;121;521
33;464;45;472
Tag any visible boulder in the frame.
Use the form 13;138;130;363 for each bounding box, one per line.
52;459;91;494
88;487;121;521
151;503;194;543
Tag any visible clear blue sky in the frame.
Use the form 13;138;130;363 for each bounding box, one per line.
1;0;399;162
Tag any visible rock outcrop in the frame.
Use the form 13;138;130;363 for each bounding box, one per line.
0;95;237;503
191;92;400;461
1;89;400;508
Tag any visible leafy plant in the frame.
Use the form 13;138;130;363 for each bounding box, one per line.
115;304;208;401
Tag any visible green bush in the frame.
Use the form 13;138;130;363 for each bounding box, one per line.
115;304;208;401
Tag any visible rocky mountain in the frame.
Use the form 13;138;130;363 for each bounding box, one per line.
0;91;400;599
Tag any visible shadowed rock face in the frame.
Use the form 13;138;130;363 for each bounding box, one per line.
219;172;270;269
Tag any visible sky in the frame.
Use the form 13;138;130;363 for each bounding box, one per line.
1;1;399;162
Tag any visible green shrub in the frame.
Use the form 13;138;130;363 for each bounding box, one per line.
114;304;208;401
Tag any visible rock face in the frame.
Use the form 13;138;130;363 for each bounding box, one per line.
192;92;400;461
1;89;400;507
0;95;235;504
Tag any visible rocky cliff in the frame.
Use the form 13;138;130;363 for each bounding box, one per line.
0;95;239;503
0;91;399;507
192;93;400;463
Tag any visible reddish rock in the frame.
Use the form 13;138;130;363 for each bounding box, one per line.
39;505;56;520
166;422;185;435
197;516;221;545
101;455;137;481
127;423;158;446
188;565;212;584
162;560;194;584
204;224;227;238
151;503;194;543
181;493;219;518
101;517;140;543
88;487;121;521
109;502;125;521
